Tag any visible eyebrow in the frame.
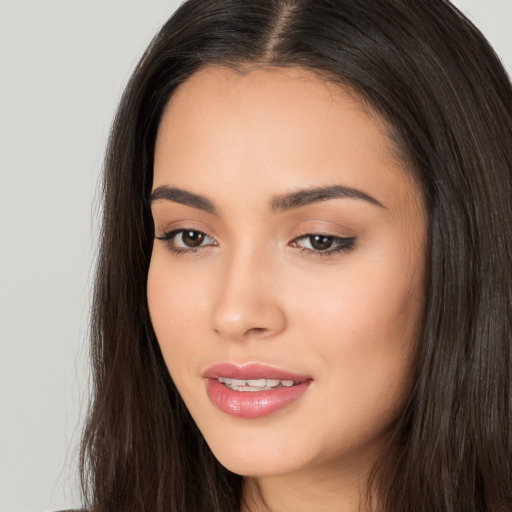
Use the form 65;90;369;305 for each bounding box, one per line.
149;186;216;214
149;184;385;214
271;185;385;211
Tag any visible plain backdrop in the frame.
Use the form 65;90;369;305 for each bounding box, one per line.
0;1;510;511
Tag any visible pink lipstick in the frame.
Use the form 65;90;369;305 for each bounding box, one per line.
203;363;312;418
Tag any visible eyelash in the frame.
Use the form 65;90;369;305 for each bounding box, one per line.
156;229;356;256
290;234;356;256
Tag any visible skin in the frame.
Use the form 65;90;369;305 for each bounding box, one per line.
148;66;427;512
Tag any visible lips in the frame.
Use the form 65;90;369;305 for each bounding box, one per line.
203;363;312;418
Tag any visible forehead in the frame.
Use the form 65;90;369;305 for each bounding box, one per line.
161;66;393;143
158;65;394;157
153;65;419;213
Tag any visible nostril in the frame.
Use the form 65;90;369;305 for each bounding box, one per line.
245;327;267;336
213;326;269;339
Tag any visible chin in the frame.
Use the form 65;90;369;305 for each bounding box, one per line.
210;444;301;477
195;417;305;476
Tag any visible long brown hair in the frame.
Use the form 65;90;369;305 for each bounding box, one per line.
80;1;512;510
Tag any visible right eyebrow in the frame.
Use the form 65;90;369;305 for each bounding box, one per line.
149;185;217;214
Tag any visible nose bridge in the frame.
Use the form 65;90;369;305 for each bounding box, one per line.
211;240;286;340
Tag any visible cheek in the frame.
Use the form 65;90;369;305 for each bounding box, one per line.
147;253;201;366
288;245;423;410
290;250;423;352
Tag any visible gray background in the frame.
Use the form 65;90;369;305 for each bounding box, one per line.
0;1;510;511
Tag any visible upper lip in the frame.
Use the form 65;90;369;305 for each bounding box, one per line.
203;362;311;382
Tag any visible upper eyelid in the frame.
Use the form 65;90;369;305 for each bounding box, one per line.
156;227;216;241
290;233;356;246
292;233;352;241
291;231;348;239
155;222;214;237
289;227;354;242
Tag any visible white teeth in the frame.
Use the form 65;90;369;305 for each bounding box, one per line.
218;377;299;391
246;379;267;388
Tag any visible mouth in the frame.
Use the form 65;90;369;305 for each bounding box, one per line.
203;363;312;418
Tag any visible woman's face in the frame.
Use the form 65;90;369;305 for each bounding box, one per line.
148;66;427;479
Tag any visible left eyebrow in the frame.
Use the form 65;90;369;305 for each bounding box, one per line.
271;185;386;212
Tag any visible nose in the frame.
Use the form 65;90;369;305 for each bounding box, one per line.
210;247;287;342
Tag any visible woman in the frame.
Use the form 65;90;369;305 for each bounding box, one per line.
79;0;512;511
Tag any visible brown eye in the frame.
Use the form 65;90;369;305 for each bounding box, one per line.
156;229;216;252
181;230;205;247
309;235;334;251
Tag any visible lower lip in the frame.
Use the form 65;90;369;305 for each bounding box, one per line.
205;378;311;418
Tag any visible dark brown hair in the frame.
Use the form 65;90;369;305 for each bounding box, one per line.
80;1;512;511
